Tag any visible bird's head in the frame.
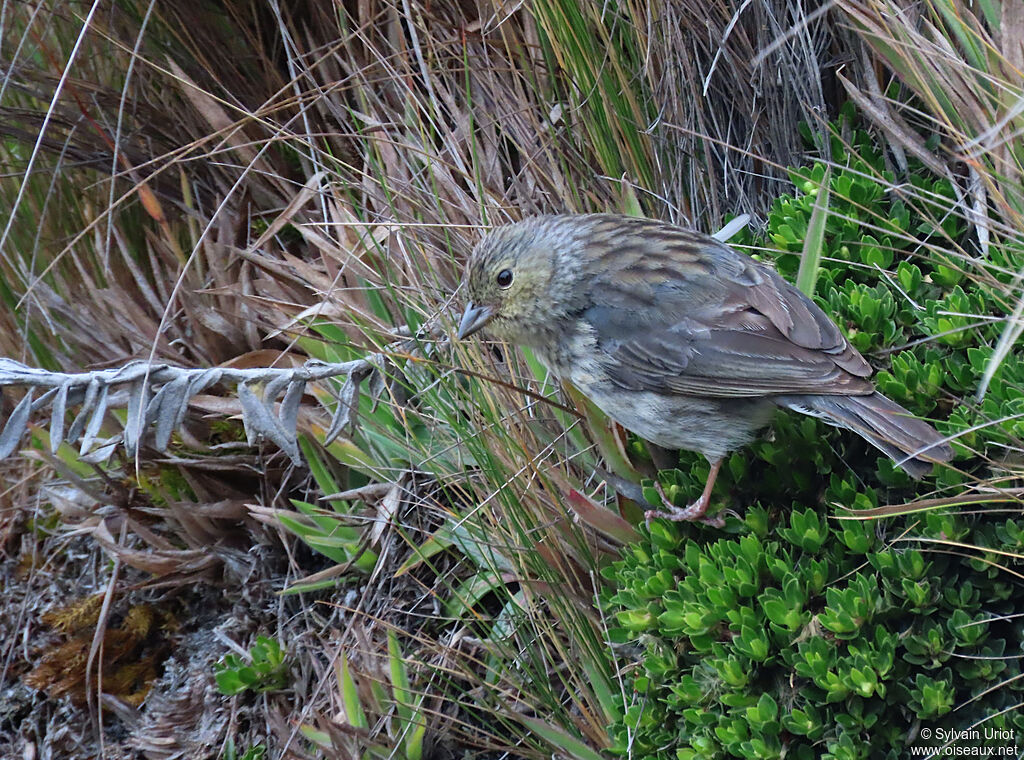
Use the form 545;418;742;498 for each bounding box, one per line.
457;217;585;347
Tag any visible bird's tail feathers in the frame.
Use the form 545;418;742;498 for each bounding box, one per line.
778;393;953;479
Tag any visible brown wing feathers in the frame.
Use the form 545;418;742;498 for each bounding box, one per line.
580;217;873;399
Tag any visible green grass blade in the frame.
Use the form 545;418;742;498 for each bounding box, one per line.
797;168;831;297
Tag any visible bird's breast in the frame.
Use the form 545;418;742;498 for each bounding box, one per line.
537;320;603;388
541;320;776;459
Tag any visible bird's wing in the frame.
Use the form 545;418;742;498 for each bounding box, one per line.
581;234;873;398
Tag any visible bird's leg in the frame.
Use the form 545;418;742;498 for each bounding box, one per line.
645;458;725;527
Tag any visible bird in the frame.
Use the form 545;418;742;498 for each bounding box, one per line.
457;214;953;525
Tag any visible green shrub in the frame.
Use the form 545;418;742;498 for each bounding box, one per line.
606;507;1024;758
214;636;289;696
603;111;1024;758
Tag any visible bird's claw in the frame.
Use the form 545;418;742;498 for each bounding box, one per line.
644;481;724;528
644;507;725;529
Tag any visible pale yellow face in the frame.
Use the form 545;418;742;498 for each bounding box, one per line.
459;223;561;347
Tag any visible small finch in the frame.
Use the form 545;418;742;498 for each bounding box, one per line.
457;214;953;525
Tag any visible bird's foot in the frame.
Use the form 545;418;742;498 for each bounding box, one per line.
644;481;725;528
644;505;726;528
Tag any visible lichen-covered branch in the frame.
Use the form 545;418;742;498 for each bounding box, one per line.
0;327;444;464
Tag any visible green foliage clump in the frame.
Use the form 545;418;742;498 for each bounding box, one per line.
222;740;266;760
605;506;1024;758
605;112;1024;758
214;636;289;696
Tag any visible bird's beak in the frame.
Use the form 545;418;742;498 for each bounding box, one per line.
457;301;494;340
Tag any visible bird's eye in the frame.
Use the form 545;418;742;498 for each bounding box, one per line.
496;269;514;288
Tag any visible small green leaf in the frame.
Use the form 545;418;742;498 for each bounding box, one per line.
797;167;831;296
